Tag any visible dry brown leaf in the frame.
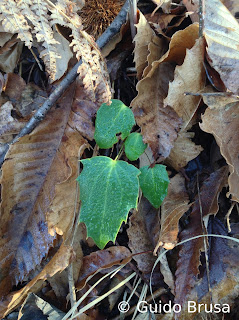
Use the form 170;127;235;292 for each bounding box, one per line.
175;167;229;308
70;78;103;140
204;0;239;94
166;132;203;171
4;73;26;101
127;199;159;274
134;11;156;80
0;85;87;297
148;23;199;75
178;217;239;319
164;38;205;130
76;246;132;290
200;101;239;202
155;174;190;251
164;37;205;170
0;243;74;318
131;62;182;161
133;11;165;79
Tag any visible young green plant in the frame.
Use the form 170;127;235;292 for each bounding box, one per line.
77;99;169;249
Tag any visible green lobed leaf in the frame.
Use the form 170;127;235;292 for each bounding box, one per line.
139;165;169;208
77;156;140;249
94;99;135;149
124;132;147;161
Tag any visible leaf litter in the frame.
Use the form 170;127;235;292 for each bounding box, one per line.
0;0;239;319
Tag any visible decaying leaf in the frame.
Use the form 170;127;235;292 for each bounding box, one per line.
76;246;132;290
0;243;73;318
131;62;182;161
200;100;239;202
175;167;229;308
127;202;158;274
155;174;190;251
204;0;239;94
164;37;205;170
0;85;87;297
178;217;239;319
127;197;163;285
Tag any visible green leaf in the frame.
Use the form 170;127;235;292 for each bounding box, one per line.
77;156;140;249
124;132;147;161
94;99;135;149
139;165;169;208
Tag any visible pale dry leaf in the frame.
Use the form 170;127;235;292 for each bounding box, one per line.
164;38;205;170
156;174;190;251
204;0;239;94
143;35;165;78
200;101;239;202
0;243;74;318
52;30;73;82
164;38;205;130
0;42;23;73
133;11;157;79
148;23;199;76
166;131;203;171
131;62;182;161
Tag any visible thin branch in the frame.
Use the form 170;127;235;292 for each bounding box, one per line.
0;0;131;167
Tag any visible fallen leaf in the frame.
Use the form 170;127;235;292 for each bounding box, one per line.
200;101;239;202
148;23;199;74
52;30;73;83
0;85;87;297
70;78;101;140
175;167;229;309
76;246;132;290
155;174;190;251
0;244;74;318
164;38;205;170
204;0;239;94
178;217;239;319
166;132;203;171
131;62;182;161
164;38;205;130
19;293;66;319
127;197;164;285
134;11;156;79
127;202;158;274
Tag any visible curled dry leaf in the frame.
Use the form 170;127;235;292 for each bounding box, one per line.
148;23;199;73
155;174;190;252
0;84;87;297
133;11;165;79
134;11;156;80
175;166;229;309
131;62;182;161
164;38;205;170
0;243;74;318
200;100;239;202
204;0;239;94
76;246;132;290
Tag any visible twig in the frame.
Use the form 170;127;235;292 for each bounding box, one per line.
0;0;131;167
